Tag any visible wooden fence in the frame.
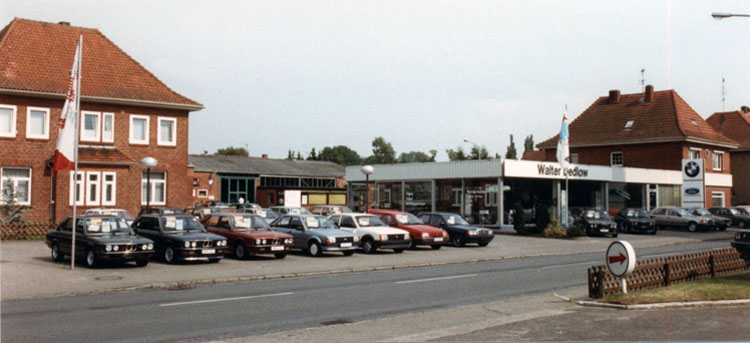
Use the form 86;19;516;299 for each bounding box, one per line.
588;247;750;298
1;222;55;240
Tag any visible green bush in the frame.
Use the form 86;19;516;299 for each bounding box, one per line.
542;219;567;238
566;225;585;238
533;202;550;235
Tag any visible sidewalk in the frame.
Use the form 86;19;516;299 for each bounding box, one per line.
0;230;733;300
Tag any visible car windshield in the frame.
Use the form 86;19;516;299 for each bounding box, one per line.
737;208;749;215
395;213;423;225
264;209;279;219
584;210;611;220
329;206;353;214
282;207;311;215
691;208;711;216
230;215;270;230
442;214;469;225
728;208;741;216
304;216;337;229
161;216;205;232
624;209;649;218
355;215;386;227
83;217;133;234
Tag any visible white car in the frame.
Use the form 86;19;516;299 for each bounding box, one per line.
329;213;411;254
82;208;135;226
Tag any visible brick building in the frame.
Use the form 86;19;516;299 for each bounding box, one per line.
0;18;202;223
531;85;738;208
707;107;750;205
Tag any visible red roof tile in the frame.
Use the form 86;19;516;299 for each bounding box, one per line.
706;110;750;150
538;88;737;149
521;150;547;161
0;18;201;108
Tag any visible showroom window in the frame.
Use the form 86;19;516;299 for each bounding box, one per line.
610;152;623;166
712;151;724;171
26;107;49;139
1;167;31;205
130;115;150;145
0;105;17;138
157;117;176;146
141;171;166;205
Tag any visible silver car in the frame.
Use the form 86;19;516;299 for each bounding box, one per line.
270;214;358;257
649;206;714;232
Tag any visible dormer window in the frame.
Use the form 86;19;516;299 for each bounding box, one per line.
624;120;634;129
691;119;698;126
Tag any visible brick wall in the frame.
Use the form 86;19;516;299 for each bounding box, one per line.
730;151;750;205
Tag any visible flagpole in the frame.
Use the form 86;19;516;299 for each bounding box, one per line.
71;35;82;270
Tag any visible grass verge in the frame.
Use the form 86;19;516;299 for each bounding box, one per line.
602;271;750;305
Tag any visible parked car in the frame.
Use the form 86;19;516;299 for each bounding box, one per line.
237;208;280;224
731;228;750;260
269;214;358;257
417;212;494;247
310;205;353;216
649;206;714;232
690;208;730;231
204;213;293;259
709;207;750;229
46;215;154;268
329;213;410;253
574;209;618;237
82;208;136;226
368;209;448;250
185;206;234;222
137;207;185;217
132;214;227;263
735;206;750;215
613;208;657;235
269;206;312;215
234;203;262;211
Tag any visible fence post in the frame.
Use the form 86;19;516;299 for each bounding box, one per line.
709;255;716;278
664;262;670;287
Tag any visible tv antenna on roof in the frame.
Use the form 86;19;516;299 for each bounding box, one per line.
640;69;646;92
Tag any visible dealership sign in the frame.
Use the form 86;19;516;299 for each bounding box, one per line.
681;159;705;208
537;164;590;177
504;160;611;181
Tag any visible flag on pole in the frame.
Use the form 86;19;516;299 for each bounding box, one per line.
52;38;82;176
556;111;570;169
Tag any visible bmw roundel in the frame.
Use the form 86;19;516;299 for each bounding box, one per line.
684;161;700;178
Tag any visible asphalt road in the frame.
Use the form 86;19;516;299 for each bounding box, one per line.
0;239;732;343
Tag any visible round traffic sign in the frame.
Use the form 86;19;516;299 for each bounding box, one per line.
606;240;636;277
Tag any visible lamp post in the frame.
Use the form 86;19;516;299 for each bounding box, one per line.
140;157;158;213
712;12;750;19
463;139;481;160
360;165;374;212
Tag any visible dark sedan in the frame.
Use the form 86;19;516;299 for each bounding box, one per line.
417;212;494;247
575;209;618;237
132;214;227;263
732;229;750;260
613;208;656;234
709;207;750;229
690;208;729;231
46;215;154;268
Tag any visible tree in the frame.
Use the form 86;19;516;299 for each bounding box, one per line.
318;145;363;166
469;145;490;160
296;152;303;160
398;150;436;163
0;179;29;225
524;135;535;153
368;137;397;164
307;148;318;161
505;135;517;160
287;150;294;160
216;146;249;156
446;147;468;161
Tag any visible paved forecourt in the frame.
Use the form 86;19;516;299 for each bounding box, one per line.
0;229;733;300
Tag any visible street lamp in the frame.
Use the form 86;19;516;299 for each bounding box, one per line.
463;139;481;160
360;165;374;212
140;157;158;213
712;12;750;19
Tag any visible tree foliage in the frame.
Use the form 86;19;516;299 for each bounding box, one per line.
446;147;468;161
524;135;535;153
398;150;437;163
367;136;397;164
216;146;249;156
318;145;363;166
505;135;517;160
469;146;490;160
307;148;318;161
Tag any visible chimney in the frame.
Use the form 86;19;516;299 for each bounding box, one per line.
262;154;268;159
608;90;621;104
644;85;654;103
741;106;750;114
58;21;70;26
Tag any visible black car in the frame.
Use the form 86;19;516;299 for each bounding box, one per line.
614;208;656;234
417;212;494;247
46;215;154;268
709;207;750;229
132;214;228;263
690;208;729;231
575;209;618;237
732;229;750;260
137;207;185;217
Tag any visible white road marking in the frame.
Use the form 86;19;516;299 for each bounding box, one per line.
395;274;477;284
159;292;293;307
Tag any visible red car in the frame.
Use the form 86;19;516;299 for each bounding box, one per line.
204;213;293;259
368;209;448;250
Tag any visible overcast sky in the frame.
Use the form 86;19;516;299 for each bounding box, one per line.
2;1;749;161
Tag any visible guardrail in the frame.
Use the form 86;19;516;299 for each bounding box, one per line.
1;222;54;240
588;248;750;298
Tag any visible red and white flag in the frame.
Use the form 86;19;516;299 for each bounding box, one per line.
52;37;81;176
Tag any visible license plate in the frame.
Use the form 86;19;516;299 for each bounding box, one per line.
202;249;215;254
600;229;609;233
434;237;443;242
271;246;284;251
340;242;352;248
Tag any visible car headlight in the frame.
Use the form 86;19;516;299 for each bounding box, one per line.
141;244;148;250
191;242;197;248
113;245;119;251
353;236;359;242
221;240;227;246
148;244;154;250
467;230;476;236
380;234;388;241
105;245;112;252
422;232;429;238
442;231;448;237
184;241;190;248
404;233;410;239
255;239;261;245
326;237;336;244
262;239;267;245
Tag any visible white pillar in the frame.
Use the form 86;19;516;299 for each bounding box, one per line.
498;178;504;226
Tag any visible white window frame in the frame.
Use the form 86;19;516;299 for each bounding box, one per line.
712;151;724;171
85;171;101;206
26;107;50;140
197;189;208;198
0;104;18;138
484;184;498;206
1;167;31;205
383;188;391;208
80;111;101;142
102;112;115;143
129;114;150;145
689;148;701;160
102;172;116;206
157;117;177;146
141;171;167;206
610;151;623;166
624;120;634;129
711;191;725;208
69;171;84;206
451;188;462;207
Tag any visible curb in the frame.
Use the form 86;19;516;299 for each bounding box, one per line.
573;298;750;310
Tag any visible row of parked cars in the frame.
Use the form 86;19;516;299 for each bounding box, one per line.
45;205;495;268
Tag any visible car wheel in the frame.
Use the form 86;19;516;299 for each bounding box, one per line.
739;221;747;229
85;249;98;268
478;241;489;247
393;248;404;253
164;247;175;264
308;241;322;257
135;258;149;267
208;258;221;263
51;243;64;262
343;250;354;256
687;222;698;232
362;238;376;254
452;234;466;247
274;253;287;259
430;244;442;250
612;234;618;238
234;242;247;260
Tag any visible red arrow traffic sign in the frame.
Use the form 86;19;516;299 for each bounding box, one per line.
608;252;626;265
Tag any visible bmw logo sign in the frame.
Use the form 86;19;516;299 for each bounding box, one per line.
684;161;700;178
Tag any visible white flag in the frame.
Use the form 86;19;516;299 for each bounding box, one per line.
52;37;81;176
556;111;570;169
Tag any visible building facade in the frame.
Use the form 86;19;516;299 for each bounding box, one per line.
0;19;202;223
707;107;750;205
